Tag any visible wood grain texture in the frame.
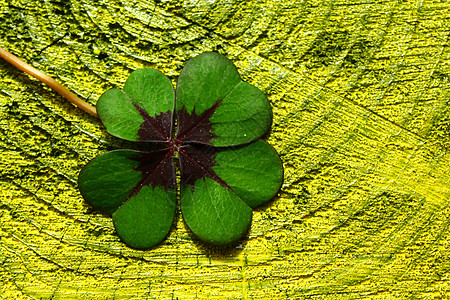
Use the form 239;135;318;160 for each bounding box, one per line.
1;0;449;298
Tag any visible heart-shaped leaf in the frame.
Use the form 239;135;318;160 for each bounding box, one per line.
78;149;176;248
212;140;283;208
112;184;176;249
97;69;174;142
78;52;283;248
179;140;283;245
180;178;252;245
175;52;272;147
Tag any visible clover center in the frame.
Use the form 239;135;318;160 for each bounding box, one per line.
166;138;182;152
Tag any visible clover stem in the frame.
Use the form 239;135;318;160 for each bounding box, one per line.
0;46;98;118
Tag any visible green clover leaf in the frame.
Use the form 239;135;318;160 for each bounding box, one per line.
78;52;283;248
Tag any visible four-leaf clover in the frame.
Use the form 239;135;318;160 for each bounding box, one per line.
78;52;283;248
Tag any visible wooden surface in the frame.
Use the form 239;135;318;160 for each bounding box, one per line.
1;0;449;298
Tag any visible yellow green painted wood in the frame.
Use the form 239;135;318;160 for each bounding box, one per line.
1;0;449;298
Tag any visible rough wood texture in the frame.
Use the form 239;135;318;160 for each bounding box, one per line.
1;0;449;298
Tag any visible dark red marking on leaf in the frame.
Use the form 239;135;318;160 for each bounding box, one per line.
130;149;176;198
178;144;230;189
176;101;221;144
133;103;173;142
112;101;229;197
